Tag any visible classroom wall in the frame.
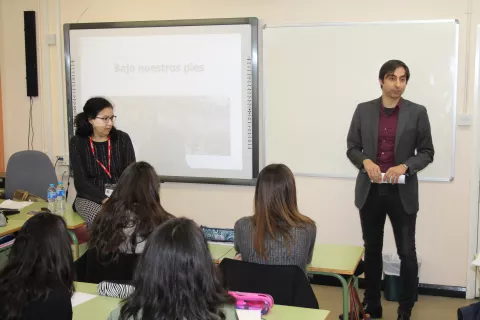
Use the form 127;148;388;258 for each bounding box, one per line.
0;13;5;172
0;2;4;171
0;0;479;288
0;1;45;157
0;74;5;172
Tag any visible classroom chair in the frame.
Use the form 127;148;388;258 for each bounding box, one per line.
219;258;320;309
458;301;480;319
5;150;57;200
0;245;12;271
74;247;139;284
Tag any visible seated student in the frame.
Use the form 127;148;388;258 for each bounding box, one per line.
75;161;174;283
234;163;316;273
0;212;75;320
108;217;237;320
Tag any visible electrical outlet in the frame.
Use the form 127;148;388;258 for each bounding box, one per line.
56;155;70;167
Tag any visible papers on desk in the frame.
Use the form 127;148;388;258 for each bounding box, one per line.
370;173;406;184
236;309;261;320
0;200;32;210
71;292;97;307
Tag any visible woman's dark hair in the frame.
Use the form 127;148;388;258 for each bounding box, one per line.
0;212;75;320
253;163;315;259
120;217;235;320
379;60;410;88
74;96;118;138
89;161;174;262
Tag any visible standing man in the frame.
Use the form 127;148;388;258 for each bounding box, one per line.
346;60;434;320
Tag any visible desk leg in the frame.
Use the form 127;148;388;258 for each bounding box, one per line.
315;272;350;319
68;230;79;260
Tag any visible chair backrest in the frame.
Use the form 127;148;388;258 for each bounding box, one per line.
458;301;480;320
5;150;57;200
218;258;319;309
74;248;139;284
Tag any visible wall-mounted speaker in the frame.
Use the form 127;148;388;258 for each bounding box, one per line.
24;11;38;97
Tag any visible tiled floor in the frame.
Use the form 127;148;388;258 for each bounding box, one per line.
312;285;475;319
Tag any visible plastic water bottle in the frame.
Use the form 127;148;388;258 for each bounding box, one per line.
47;183;56;213
56;181;66;215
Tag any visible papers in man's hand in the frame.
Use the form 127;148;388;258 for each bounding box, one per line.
370;173;406;184
236;309;262;320
0;200;32;210
71;292;97;307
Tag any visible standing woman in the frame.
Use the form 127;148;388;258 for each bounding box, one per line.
70;97;136;226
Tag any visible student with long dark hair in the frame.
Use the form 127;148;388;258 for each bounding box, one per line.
0;212;75;320
89;161;174;259
70;97;136;226
107;217;237;320
234;163;317;273
75;161;174;283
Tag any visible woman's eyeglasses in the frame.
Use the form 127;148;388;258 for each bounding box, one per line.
96;116;117;123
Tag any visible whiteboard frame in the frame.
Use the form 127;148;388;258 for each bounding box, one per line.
262;19;459;182
466;25;480;299
63;17;260;186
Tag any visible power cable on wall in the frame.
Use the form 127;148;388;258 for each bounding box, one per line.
28;96;34;150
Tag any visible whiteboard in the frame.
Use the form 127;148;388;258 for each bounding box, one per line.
64;18;259;185
263;20;459;181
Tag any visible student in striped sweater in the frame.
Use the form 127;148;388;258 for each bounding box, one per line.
234;164;317;273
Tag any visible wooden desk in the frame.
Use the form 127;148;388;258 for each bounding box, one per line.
222;243;363;274
266;304;329;319
73;282;329;320
222;243;364;319
73;283;119;320
309;244;364;319
0;219;24;236
0;201;85;259
5;201;85;229
208;242;235;263
308;244;364;275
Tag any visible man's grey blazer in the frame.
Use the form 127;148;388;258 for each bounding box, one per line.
346;97;434;214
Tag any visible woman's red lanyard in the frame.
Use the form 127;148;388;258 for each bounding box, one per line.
89;136;112;179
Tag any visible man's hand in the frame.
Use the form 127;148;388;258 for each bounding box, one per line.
363;159;382;183
384;165;407;184
101;198;109;205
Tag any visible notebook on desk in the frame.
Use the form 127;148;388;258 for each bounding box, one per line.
236;309;261;320
71;292;97;307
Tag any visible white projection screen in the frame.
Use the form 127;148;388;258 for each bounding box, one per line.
64;18;259;185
